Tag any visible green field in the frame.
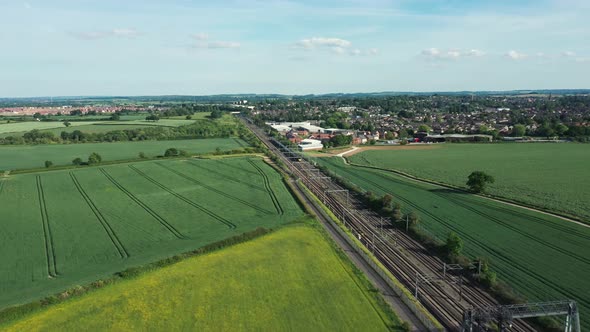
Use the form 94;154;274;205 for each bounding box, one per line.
347;143;590;221
1;225;400;331
0;119;196;138
0;157;304;308
0;138;246;170
0;121;103;135
317;157;590;330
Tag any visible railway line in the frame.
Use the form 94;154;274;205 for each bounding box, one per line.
242;118;539;332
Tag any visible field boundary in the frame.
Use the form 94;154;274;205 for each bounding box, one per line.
154;162;274;215
344;158;590;227
0;227;273;327
69;172;129;258
247;159;284;215
35;176;58;278
128;165;236;229
98;168;185;239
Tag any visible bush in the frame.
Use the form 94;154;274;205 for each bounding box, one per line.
44;160;53;168
138;152;146;159
72;157;83;165
88;152;102;165
164;148;179;157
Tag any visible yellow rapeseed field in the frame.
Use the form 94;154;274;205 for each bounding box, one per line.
3;225;400;331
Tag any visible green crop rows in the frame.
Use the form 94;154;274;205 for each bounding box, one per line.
317;157;590;330
348;143;590;221
0;138;246;170
0;157;304;309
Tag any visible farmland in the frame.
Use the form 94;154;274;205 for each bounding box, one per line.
347;143;590;221
317;157;590;330
1;225;401;331
0;138;246;170
0;119;196;138
0;121;103;135
0;157;304;308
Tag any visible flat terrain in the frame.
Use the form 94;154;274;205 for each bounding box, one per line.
317;157;590;330
0;157;303;308
1;225;400;331
0;138;246;170
347;143;590;221
0;119;196;138
0;121;103;135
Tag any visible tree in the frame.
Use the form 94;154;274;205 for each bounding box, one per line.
512;124;526;137
446;232;463;257
417;124;431;133
466;171;495;193
88;152;102;165
407;211;419;226
164;148;179;157
72;157;83;165
138;152;146;159
179;149;190;157
63;121;71;127
185;115;192;120
210;109;222;119
44;160;53;168
109;113;121;121
555;123;569;136
381;194;393;210
146;114;160;122
391;203;402;222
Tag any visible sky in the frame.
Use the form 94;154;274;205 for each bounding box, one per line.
0;0;589;97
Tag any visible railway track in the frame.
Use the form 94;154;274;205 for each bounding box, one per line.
242;118;537;332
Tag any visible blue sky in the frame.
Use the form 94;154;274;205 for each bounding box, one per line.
0;0;588;97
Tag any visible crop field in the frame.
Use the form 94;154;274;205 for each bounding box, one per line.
317;157;590;330
347;143;590;221
0;119;196;138
0;121;103;135
0;138;246;170
1;225;400;331
0;157;304;308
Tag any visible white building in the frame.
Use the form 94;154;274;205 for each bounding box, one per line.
267;122;325;134
297;139;323;151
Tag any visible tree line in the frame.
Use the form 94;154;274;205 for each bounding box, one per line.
0;119;241;145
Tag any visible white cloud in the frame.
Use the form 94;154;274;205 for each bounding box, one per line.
294;37;377;57
421;48;485;60
350;49;362;56
206;41;241;49
466;49;486;57
331;47;346;55
111;29;140;38
191;41;239;49
188;33;240;50
296;37;352;49
561;51;577;57
505;50;528;60
73;28;140;40
191;32;209;41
